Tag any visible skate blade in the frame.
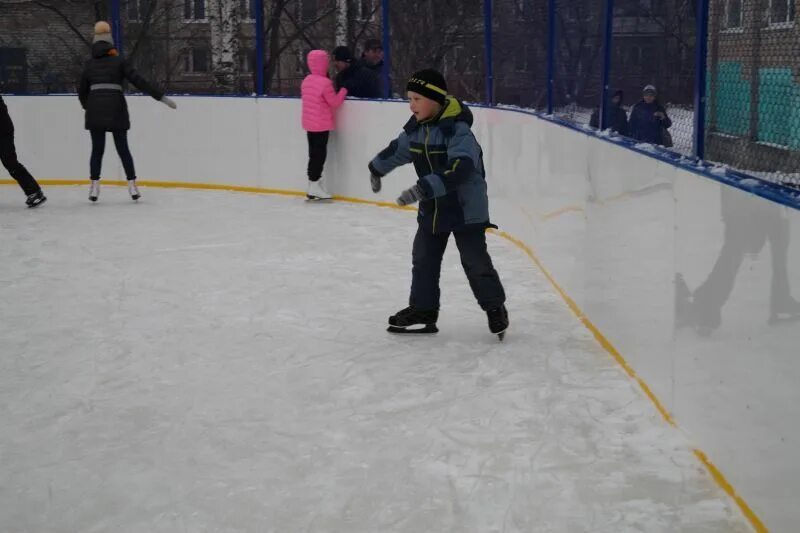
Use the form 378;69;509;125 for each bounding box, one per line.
131;195;140;201
27;197;47;208
387;324;439;334
89;197;98;202
769;314;800;326
305;195;333;202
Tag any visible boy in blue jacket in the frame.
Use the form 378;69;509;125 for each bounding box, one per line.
368;69;508;339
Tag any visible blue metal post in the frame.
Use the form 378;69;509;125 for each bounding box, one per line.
546;0;556;114
693;0;710;159
483;0;494;105
381;0;392;98
111;0;123;56
599;0;614;130
255;0;265;95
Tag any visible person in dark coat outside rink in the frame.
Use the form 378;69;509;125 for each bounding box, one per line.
333;46;381;99
628;85;673;147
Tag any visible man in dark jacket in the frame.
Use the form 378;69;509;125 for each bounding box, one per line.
360;38;385;96
628;85;672;146
589;89;629;136
0;95;46;207
78;21;176;202
333;46;381;99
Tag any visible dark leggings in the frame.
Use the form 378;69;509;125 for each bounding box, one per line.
0;130;41;195
307;131;329;182
90;130;136;180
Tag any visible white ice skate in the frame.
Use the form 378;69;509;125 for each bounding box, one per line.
128;180;141;201
306;179;332;201
89;180;100;202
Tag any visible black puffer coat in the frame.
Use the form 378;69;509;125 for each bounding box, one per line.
78;41;164;131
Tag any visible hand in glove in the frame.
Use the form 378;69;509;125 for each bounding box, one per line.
396;184;425;206
160;96;177;109
370;174;382;193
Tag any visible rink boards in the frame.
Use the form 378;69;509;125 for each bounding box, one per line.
3;94;799;531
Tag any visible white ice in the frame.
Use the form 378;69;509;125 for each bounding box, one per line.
0;186;750;532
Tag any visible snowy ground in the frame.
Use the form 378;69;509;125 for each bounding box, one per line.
0;186;750;532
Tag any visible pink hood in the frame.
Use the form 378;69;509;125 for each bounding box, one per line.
301;50;347;132
307;50;330;76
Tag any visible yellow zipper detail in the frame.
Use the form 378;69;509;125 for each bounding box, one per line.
424;125;438;234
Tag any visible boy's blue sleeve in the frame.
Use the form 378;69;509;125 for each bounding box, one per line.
418;122;481;199
369;131;414;177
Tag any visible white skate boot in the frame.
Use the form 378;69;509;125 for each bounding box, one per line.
89;180;100;202
128;179;141;201
306;179;332;201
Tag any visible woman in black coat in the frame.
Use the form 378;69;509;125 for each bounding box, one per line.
78;21;176;202
1;95;46;207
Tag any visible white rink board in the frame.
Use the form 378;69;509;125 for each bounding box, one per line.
3;94;799;530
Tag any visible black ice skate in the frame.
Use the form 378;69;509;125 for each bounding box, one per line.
25;190;47;208
387;306;439;334
487;305;509;341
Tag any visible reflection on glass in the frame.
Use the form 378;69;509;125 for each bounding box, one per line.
676;187;800;335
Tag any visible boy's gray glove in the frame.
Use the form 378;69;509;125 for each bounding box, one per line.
396;184;425;206
160;95;177;109
370;173;382;193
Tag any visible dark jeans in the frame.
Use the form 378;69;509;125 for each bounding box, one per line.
410;225;506;311
90;130;136;180
0;130;41;195
307;131;329;182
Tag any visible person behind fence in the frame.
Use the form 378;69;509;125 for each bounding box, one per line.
78;21;177;203
589;89;629;136
333;46;381;99
367;69;509;340
300;49;348;201
360;38;385;96
628;85;673;147
0;95;47;207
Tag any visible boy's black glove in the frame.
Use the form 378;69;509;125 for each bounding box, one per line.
370;173;382;193
397;184;425;206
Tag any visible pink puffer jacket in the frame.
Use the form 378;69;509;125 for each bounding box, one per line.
301;50;347;132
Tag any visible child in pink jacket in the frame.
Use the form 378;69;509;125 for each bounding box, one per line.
301;50;348;200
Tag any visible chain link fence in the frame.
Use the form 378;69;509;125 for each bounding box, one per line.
0;0;797;191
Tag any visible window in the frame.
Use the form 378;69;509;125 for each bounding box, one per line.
515;0;534;20
240;49;256;73
295;0;317;22
357;0;375;21
769;0;796;25
723;0;743;29
127;0;151;22
240;0;257;21
184;0;206;21
184;48;209;73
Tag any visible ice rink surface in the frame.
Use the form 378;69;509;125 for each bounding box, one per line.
0;186;750;532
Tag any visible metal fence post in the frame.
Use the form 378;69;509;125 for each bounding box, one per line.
599;0;615;130
484;0;494;105
546;0;556;114
255;0;266;95
111;0;123;56
381;0;392;98
693;0;710;159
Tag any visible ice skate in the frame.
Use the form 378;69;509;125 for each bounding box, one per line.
89;180;100;202
306;179;332;201
387;306;439;334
